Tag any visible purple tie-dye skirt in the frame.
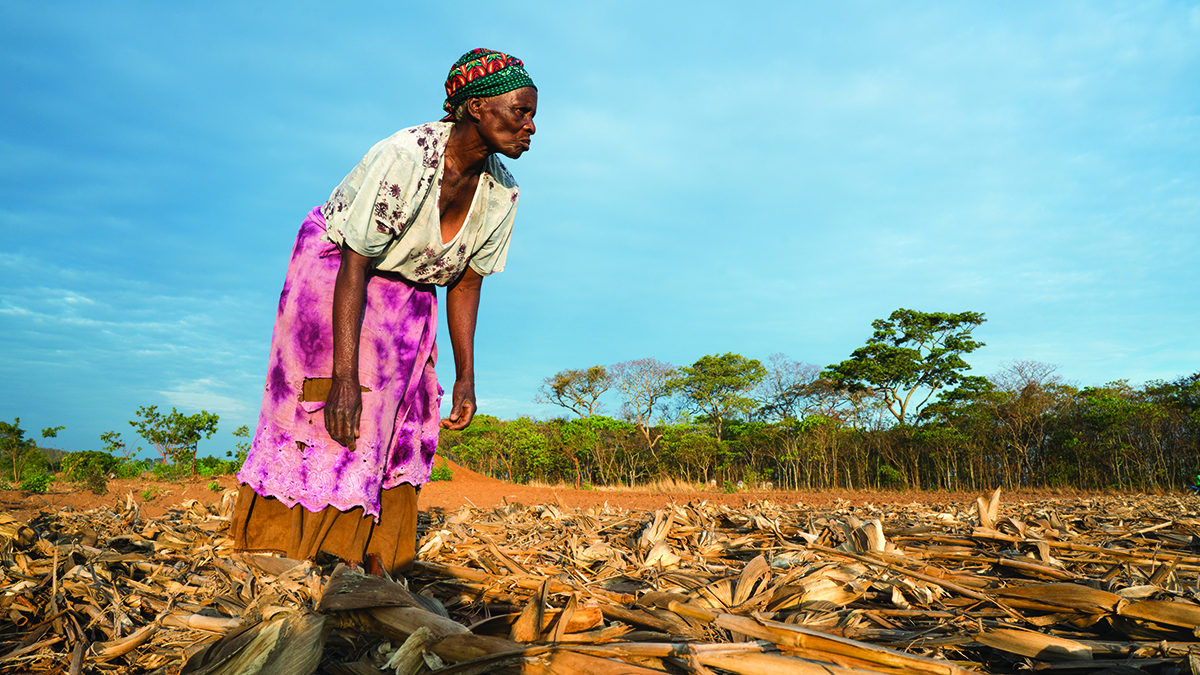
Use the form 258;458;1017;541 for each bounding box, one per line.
237;207;442;520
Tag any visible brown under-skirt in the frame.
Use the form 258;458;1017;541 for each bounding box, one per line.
230;483;419;576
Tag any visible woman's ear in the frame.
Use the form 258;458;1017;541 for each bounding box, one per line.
465;97;484;122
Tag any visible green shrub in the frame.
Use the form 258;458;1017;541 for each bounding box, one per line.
151;461;188;481
878;465;905;489
21;473;52;494
722;480;736;494
197;455;238;477
140;488;157;501
114;460;149;479
63;450;119;480
429;458;454;482
0;479;11;491
208;480;223;492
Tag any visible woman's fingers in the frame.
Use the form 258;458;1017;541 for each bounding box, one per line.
324;377;362;449
440;396;476;430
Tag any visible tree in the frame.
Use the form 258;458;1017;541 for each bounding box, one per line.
39;425;67;472
535;366;612;418
0;418;40;482
824;309;986;426
609;358;675;455
755;353;822;422
129;405;220;476
100;430;139;462
668;353;767;442
228;425;252;470
986;360;1073;486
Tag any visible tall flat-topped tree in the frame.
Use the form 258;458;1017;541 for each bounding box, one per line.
536;366;612;418
824;309;986;426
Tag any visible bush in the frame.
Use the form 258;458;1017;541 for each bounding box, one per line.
63;450;119;482
197;455;239;477
85;472;109;495
21;473;52;494
208;480;223;492
430;458;454;482
151;461;188;481
114;459;150;479
878;465;905;489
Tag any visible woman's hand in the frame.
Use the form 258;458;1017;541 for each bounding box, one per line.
441;377;476;430
442;267;482;430
325;375;363;450
327;245;372;450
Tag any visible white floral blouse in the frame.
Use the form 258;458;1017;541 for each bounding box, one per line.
320;121;518;286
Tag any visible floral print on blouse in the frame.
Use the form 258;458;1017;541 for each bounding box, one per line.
321;121;518;285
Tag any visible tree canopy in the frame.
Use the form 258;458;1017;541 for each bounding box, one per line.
129;405;219;476
0;418;41;482
668;353;767;442
535;366;612;418
824;309;986;425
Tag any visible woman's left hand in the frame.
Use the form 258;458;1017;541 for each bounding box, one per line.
442;267;482;430
441;378;477;430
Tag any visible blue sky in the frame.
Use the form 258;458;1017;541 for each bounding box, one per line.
2;1;1197;458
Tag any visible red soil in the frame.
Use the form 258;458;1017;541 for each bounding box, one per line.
0;456;1115;523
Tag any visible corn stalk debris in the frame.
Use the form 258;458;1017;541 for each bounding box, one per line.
4;488;1200;673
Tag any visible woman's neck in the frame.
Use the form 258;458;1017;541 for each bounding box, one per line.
445;121;490;177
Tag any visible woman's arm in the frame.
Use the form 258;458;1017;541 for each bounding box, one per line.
441;266;483;430
325;246;373;450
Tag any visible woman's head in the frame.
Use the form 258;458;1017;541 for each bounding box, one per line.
443;48;535;117
443;48;537;158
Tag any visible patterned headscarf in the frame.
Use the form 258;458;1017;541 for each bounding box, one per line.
442;48;536;121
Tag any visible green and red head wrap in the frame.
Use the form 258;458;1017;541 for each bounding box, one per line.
442;48;536;121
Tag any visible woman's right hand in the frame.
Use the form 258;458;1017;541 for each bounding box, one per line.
324;375;362;451
327;245;372;452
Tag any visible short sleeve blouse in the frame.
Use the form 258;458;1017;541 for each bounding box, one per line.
320;121;519;285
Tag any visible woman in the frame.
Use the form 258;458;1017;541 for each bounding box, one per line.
231;49;537;576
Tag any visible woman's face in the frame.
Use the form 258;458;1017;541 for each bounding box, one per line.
472;87;537;159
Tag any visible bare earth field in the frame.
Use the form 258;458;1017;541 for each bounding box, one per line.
0;457;1112;521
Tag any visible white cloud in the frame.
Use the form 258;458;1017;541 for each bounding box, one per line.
159;379;249;415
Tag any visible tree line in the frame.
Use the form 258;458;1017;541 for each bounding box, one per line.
0;405;247;493
4;308;1194;494
439;309;1199;492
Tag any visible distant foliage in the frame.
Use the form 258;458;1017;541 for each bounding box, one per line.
438;309;1199;492
150;461;189;481
877;465;905;489
197;455;240;477
1;418;43;482
228;425;252;472
430;459;454;482
129;405;219;476
63;451;120;482
114;460;151;479
20;473;52;494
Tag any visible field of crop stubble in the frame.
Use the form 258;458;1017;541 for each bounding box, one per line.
2;458;1200;674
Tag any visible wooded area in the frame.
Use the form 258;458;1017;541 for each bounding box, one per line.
443;310;1200;493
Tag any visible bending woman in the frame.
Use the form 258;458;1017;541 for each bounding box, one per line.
231;49;537;576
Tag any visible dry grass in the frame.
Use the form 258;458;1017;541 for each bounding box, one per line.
594;477;707;493
524;477;710;493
